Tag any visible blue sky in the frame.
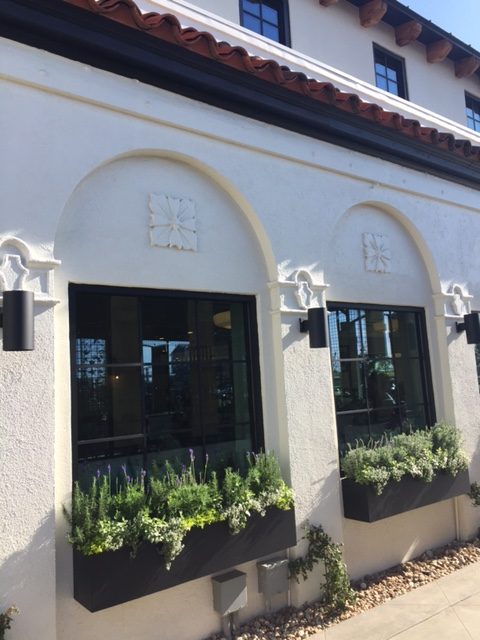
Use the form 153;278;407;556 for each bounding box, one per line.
404;1;480;50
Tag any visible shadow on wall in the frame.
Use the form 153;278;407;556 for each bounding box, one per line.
0;512;55;638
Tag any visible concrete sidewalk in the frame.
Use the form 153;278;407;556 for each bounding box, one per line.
310;561;480;639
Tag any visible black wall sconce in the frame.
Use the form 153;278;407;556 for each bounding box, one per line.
299;307;328;348
1;290;34;351
456;312;480;344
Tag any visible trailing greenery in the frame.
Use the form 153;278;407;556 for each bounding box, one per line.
341;423;469;496
469;481;480;507
289;524;355;612
64;451;293;569
0;606;18;640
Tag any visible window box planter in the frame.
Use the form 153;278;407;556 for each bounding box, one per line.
342;470;470;523
73;507;296;611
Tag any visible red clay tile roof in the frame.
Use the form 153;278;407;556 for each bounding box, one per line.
64;0;480;165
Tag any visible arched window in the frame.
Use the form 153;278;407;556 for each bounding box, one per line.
240;0;291;46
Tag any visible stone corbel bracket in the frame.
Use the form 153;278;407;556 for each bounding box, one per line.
273;269;330;315
0;236;61;306
433;284;473;320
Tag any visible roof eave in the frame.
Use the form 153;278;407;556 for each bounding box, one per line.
1;0;479;190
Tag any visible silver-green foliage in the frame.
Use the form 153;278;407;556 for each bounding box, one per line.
341;423;469;495
64;451;294;569
0;607;18;640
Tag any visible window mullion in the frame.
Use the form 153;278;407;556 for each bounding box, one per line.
138;296;148;472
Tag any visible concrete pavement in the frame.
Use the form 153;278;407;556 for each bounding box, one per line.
309;561;480;639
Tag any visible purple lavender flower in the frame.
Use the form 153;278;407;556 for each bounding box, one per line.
181;464;187;474
121;464;127;476
205;453;209;463
189;448;195;462
126;475;131;484
96;469;101;479
107;464;111;474
141;469;147;478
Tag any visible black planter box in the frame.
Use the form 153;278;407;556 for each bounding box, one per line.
73;507;296;611
342;470;470;523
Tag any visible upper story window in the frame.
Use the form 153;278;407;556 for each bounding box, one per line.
70;285;264;484
373;45;408;99
240;0;290;46
466;94;480;132
328;304;435;451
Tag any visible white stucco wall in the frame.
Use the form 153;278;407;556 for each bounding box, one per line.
1;24;480;640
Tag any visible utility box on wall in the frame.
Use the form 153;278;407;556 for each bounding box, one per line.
212;570;247;616
257;557;289;597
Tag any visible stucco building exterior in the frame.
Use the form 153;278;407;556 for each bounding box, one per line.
1;1;480;639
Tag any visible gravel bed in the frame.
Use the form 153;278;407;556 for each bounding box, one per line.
205;536;480;640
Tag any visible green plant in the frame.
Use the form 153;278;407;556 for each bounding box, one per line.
221;467;255;534
469;481;480;506
341;423;469;495
246;451;294;513
289;524;355;612
0;606;18;640
64;450;294;569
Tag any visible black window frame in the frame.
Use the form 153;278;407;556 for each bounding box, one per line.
69;283;264;480
327;301;435;450
239;0;291;47
465;93;480;133
373;44;409;100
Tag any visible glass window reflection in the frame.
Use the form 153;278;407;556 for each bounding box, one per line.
328;304;433;451
72;287;262;477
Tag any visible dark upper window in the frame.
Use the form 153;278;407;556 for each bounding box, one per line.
70;285;263;483
466;94;480;132
373;45;408;99
240;0;290;46
328;304;435;451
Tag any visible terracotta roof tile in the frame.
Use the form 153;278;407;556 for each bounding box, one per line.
63;0;480;166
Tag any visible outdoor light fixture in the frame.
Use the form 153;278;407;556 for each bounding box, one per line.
299;307;328;348
1;290;34;351
456;312;480;344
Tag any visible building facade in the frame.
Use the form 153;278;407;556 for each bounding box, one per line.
1;1;480;639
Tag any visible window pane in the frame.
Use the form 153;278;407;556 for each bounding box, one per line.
77;366;142;441
334;360;368;412
263;23;280;41
389;312;420;357
205;428;252;471
198;361;235;425
337;411;371;452
262;4;279;24
388;81;399;96
196;301;247;361
368;408;403;439
243;14;262;33
330;308;366;359
376;75;388;91
375;62;386;75
367;358;396;408
243;0;261;16
76;293;140;364
364;310;391;357
386;66;397;81
394;357;425;407
142;297;194;346
78;450;144;487
145;360;201;451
